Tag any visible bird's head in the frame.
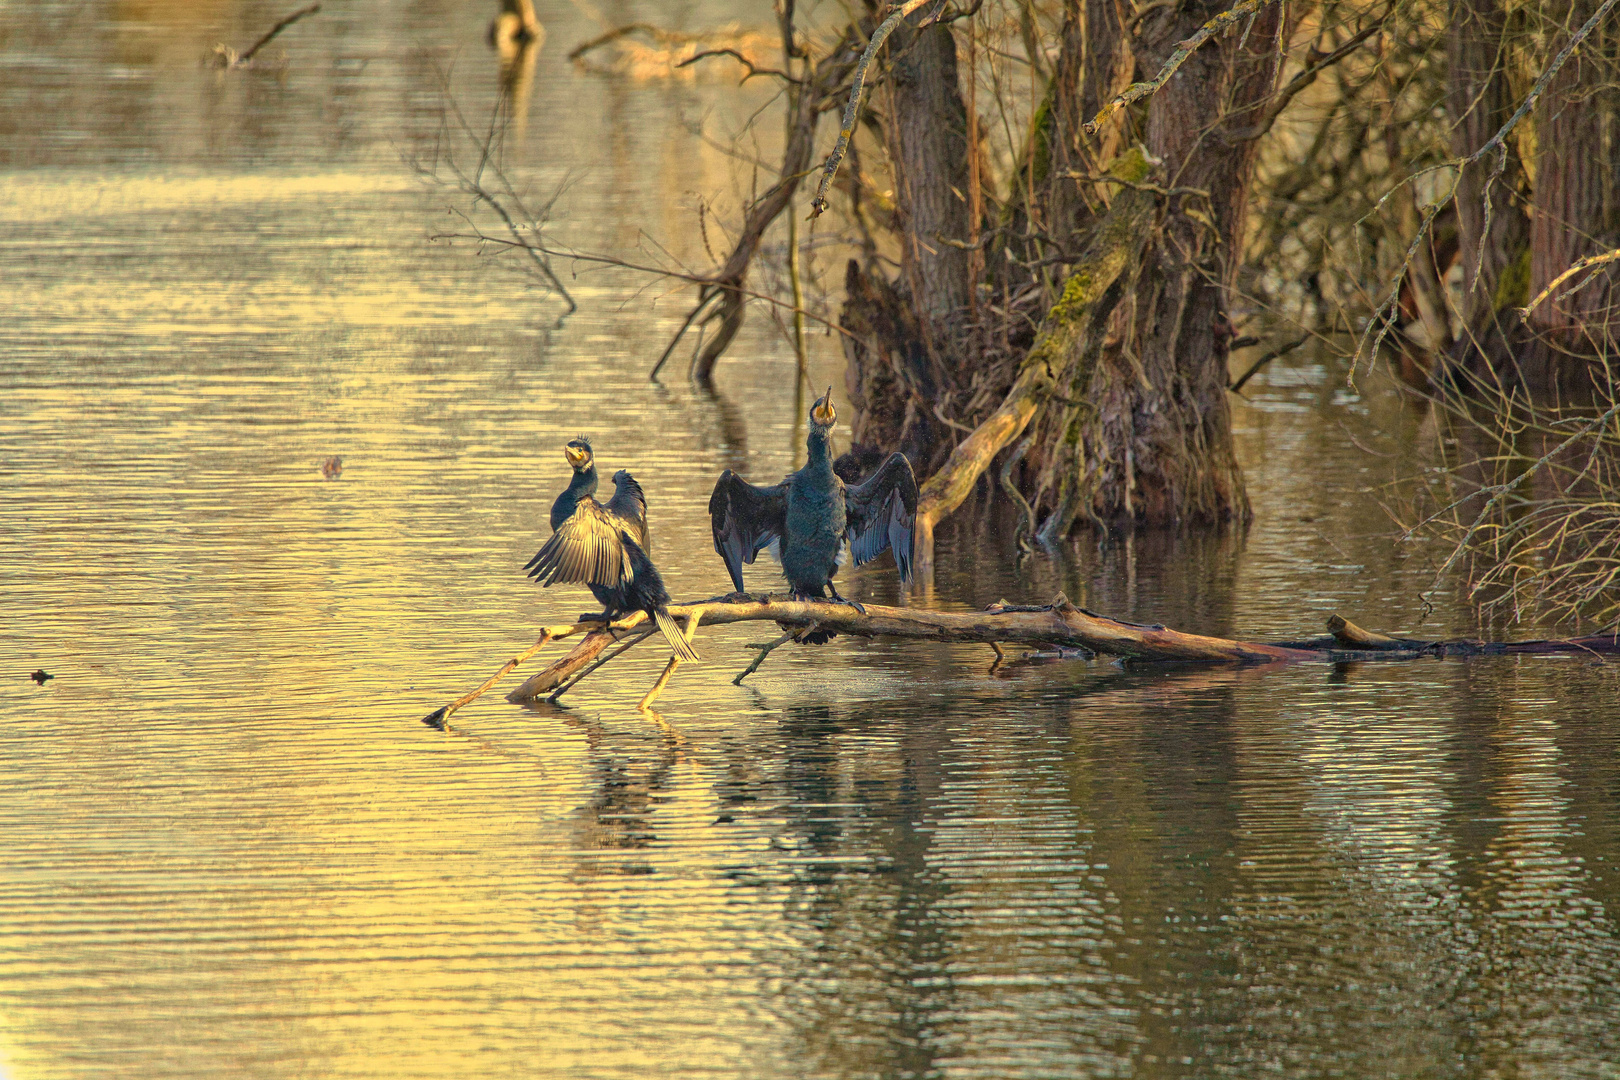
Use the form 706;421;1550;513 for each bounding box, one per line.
563;437;594;472
809;387;837;431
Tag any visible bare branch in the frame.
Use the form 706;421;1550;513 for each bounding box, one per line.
1084;0;1282;135
677;48;800;83
1228;334;1311;393
809;0;941;218
225;3;319;69
1519;247;1620;318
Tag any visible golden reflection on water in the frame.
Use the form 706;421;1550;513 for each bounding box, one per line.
3;2;1620;1078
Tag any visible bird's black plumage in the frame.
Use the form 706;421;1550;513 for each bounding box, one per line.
525;439;699;663
708;389;918;639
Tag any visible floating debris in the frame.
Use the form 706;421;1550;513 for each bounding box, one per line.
321;456;343;479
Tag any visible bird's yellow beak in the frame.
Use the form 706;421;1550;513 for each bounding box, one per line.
563;444;589;468
810;386;837;427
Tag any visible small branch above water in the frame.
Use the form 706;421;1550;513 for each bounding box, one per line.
210;3;320;70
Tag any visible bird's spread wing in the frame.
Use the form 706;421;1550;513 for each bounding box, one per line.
844;452;919;583
708;471;787;593
524;498;635;589
605;470;650;549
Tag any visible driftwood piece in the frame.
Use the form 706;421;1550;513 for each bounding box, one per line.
412;595;1620;721
210;3;320;69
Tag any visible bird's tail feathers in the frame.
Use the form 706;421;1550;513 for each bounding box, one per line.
653;608;700;663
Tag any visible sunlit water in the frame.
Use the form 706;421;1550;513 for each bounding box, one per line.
3;3;1618;1078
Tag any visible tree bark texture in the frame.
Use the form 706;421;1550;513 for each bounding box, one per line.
841;10;976;471
1526;0;1618;350
1067;0;1290;525
839;0;1293;539
1446;0;1532;340
877;12;975;335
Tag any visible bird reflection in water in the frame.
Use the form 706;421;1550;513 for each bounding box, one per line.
757;702;957;1078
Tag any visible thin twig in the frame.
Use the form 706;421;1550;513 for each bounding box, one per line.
235;3;320;67
567;23;668;61
1220;15;1391;144
788;194;809;391
649;287;719;379
1520;247;1620;318
1228;333;1310;392
677;48;801;83
422;631;552;728
1415;403;1620;578
732;629;799;684
427;88;578;313
1084;0;1282;135
810;0;938;217
638;609;704;710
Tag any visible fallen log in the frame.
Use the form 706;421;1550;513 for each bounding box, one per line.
414;594;1620;722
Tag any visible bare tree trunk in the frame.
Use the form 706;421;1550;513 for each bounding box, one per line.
1068;0;1289;526
1524;0;1619;373
843;12;975;472
1447;0;1532;346
878;13;974;335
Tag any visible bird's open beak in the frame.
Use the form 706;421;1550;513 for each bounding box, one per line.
810;386;837;427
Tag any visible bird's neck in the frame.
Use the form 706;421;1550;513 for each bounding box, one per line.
551;466;598;529
805;428;834;473
568;466;599;499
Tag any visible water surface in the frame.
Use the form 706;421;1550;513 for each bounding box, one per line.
3;3;1618;1078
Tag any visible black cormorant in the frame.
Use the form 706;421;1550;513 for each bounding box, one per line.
525;438;699;663
708;388;918;616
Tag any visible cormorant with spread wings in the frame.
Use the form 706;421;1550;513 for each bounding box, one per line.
525;438;699;662
708;387;918;621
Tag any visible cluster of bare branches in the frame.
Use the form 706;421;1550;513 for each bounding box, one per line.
411;0;1620;620
1393;325;1620;630
408;79;576;315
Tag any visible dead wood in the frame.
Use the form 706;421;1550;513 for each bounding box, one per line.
1326;614;1405;650
417;597;1619;721
662;22;864;382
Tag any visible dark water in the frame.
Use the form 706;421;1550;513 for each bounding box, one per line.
3;3;1618;1078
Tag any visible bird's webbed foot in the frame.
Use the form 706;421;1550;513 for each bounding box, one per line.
823;582;866;615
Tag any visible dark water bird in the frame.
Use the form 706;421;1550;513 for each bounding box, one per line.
524;438;699;663
30;669;52;685
708;387;918;635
